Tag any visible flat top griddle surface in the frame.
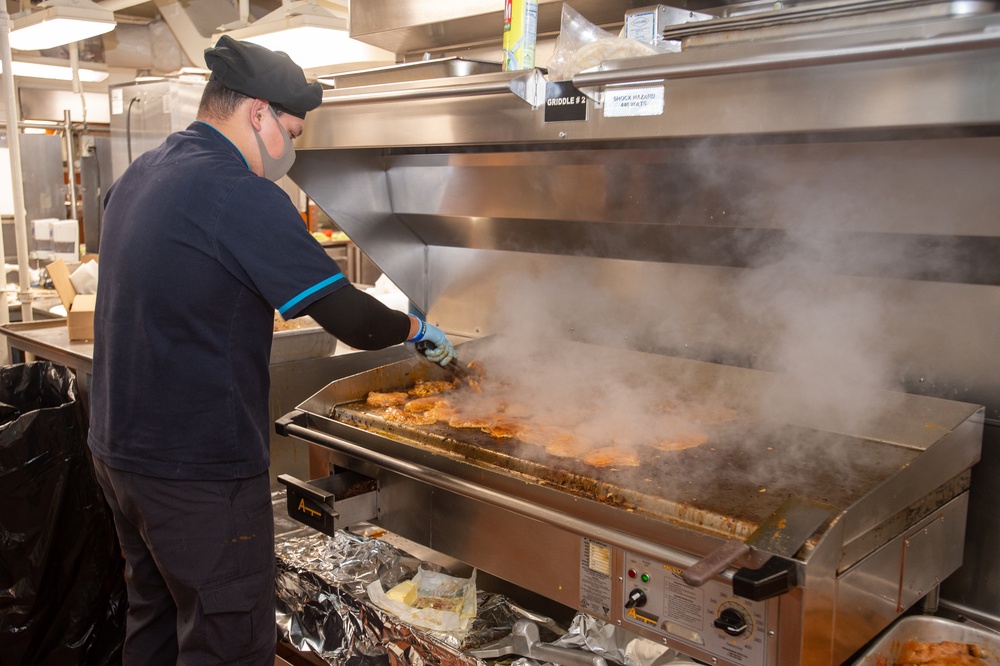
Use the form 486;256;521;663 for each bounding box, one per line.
309;339;977;540
333;397;917;539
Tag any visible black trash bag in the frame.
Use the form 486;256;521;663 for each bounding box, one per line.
0;362;126;666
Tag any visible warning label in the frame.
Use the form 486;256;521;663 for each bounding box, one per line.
579;538;613;618
604;85;664;118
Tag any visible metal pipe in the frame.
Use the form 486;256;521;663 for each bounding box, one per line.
64;110;78;223
572;29;1000;88
321;78;517;106
282;418;738;578
0;119;94;131
0;7;33;324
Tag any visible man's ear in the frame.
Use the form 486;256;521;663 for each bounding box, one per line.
248;98;270;132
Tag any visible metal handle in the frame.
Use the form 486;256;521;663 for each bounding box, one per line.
572;29;1000;89
681;540;750;587
276;473;334;504
322;77;515;106
280;415;744;577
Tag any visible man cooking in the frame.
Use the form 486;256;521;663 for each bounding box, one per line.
87;35;454;665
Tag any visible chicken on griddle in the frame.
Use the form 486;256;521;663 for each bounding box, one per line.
404;396;450;412
654;431;708;452
408;380;456;397
384;406;438;426
367;391;409;407
583;446;641;468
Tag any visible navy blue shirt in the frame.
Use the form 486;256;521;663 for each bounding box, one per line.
88;121;347;480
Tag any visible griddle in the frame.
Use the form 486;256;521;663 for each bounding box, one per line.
334;399;915;541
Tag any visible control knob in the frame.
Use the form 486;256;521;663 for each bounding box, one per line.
624;588;647;609
714;607;749;637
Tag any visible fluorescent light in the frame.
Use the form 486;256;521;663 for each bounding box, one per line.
10;0;116;52
0;60;109;82
242;27;394;70
215;1;394;70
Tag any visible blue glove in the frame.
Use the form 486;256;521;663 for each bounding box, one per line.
407;320;455;366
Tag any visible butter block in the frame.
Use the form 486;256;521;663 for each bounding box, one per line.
385;580;418;605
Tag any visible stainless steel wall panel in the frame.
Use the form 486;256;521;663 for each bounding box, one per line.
941;421;1000;620
384;137;1000;236
837;494;969;663
429;493;583;610
289;149;430;311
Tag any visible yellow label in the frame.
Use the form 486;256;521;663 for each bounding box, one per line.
626;606;659;626
297;497;322;518
503;0;538;71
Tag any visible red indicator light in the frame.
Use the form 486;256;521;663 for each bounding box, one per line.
628;569;637;578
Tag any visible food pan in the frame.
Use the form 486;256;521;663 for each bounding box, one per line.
851;615;1000;665
271;318;337;364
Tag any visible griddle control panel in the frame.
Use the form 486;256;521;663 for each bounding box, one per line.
621;552;767;666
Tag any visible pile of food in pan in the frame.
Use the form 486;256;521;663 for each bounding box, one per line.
887;640;994;665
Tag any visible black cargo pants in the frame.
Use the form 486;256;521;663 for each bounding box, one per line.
92;457;276;665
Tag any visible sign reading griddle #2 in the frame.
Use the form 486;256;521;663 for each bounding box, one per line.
545;81;588;122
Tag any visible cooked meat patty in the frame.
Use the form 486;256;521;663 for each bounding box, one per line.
408;380;456;397
482;420;523;439
404;396;450;412
448;414;495;429
516;424;596;457
654;431;708;452
582;446;640;468
384;406;437;425
367;391;409;407
425;406;457;422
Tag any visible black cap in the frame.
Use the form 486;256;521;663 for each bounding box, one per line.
204;35;323;118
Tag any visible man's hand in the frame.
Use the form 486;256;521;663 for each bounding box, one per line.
407;320;455;366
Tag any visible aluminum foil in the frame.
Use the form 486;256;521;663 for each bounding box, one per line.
276;529;553;665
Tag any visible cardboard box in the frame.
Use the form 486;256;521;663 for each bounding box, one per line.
47;258;96;341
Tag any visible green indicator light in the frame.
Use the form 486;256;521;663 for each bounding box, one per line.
641;573;650;583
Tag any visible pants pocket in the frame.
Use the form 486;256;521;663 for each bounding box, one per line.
195;564;275;664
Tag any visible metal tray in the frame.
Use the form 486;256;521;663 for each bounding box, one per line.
319;57;502;88
271;318;337;364
852;615;1000;665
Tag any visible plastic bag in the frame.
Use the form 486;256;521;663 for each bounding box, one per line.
0;362;126;665
547;4;658;81
367;567;477;641
69;259;99;294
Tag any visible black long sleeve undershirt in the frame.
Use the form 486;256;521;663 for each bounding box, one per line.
302;284;411;350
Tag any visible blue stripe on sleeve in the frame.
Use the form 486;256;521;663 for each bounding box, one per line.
278;273;345;315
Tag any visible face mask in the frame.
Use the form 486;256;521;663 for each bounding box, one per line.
253;106;296;181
